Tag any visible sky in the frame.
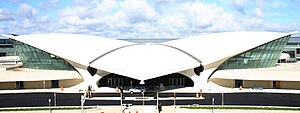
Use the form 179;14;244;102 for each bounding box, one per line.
0;0;299;39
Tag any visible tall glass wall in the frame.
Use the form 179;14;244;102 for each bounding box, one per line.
11;39;74;70
218;35;291;70
0;39;16;56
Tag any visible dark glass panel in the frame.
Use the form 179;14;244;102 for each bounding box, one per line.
217;35;291;70
10;39;74;70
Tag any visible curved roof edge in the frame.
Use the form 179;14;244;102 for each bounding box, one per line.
164;31;299;69
2;31;299;81
3;33;135;69
90;43;200;80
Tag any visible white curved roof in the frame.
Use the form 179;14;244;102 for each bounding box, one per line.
3;31;297;81
5;34;134;67
89;44;200;80
164;31;297;68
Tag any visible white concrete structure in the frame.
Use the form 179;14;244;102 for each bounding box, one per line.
2;31;299;91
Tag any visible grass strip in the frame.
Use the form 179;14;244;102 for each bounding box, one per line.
180;106;300;111
0;107;94;112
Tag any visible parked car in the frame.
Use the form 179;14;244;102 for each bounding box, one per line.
128;87;146;94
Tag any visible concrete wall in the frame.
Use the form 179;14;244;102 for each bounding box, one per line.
23;79;83;89
281;81;300;89
210;79;273;89
24;81;51;89
59;79;83;88
0;82;15;89
0;79;83;90
210;78;234;88
242;81;300;89
243;80;272;88
211;79;300;90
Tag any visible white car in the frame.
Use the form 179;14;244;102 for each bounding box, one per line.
128;87;146;94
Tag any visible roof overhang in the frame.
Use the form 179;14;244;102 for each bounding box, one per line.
164;31;298;69
3;34;134;67
210;69;300;81
0;69;82;82
2;31;298;81
90;44;200;80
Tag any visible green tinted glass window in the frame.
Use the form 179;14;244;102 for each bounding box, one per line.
11;39;74;70
218;35;291;70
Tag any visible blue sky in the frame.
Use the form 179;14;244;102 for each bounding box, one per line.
0;0;299;38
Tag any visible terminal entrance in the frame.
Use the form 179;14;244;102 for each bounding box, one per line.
98;73;194;91
145;73;194;91
97;73;140;89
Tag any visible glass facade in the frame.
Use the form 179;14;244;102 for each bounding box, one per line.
11;39;74;70
218;35;291;70
0;39;16;56
283;37;300;62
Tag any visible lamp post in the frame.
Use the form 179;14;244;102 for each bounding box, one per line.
222;92;224;106
54;93;57;107
156;90;159;109
120;91;122;113
81;95;85;113
142;91;144;106
48;98;51;113
174;92;176;112
212;98;214;113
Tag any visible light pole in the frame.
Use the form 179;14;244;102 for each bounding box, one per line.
120;92;123;113
81;95;85;113
156;90;159;109
54;93;56;107
48;98;51;113
222;92;224;106
173;92;176;112
142;91;144;106
212;98;214;113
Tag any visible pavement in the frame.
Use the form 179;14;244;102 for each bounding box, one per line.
1;106;300;113
2;86;300;94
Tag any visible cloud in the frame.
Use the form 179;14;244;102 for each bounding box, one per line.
54;0;299;38
122;0;157;24
17;3;37;18
0;0;299;38
251;8;263;18
269;1;287;8
2;3;54;34
58;0;119;25
57;0;157;27
38;0;60;11
230;0;249;14
0;8;13;21
73;0;94;6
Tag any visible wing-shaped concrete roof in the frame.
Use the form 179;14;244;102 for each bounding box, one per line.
164;31;298;69
89;44;200;80
3;31;298;81
5;34;200;80
5;34;134;68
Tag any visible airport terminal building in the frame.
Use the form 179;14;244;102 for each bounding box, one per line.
0;31;300;92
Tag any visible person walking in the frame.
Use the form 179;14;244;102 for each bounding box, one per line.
158;103;162;113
